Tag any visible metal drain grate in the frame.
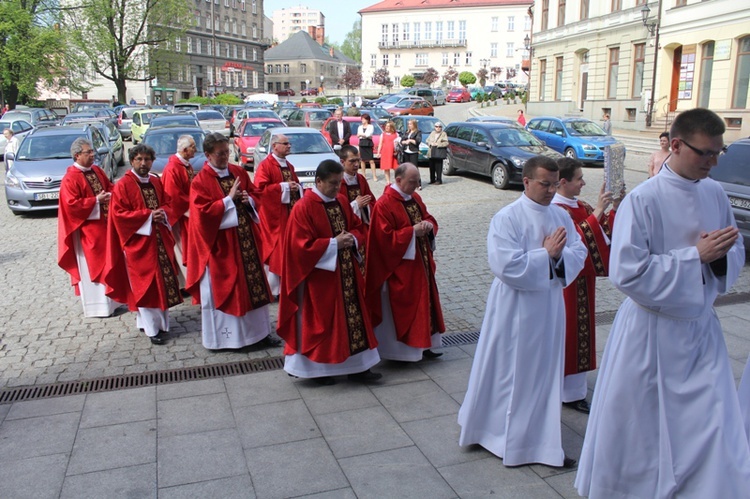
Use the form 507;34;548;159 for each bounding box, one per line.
0;357;286;405
442;331;481;346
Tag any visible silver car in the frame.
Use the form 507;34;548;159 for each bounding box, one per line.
252;127;339;188
117;106;148;140
0;119;34;157
284;109;332;130
191;110;230;136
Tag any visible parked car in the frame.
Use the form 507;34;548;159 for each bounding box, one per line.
142;127;207;176
285;108;333;130
72;102;111;113
320;116;383;152
229;108;283;136
61;110;117;128
483;82;510;97
379;95;424;111
390;115;442;163
468;85;485;100
117;106;149;140
191;110;230;136
5;124;115;214
403;88;440;106
0;119;34;158
709;138;750;248
276;88;296;97
300;88;319;96
252;127;340;188
299;102;323;108
526;116;624;164
233;118;286;171
2;108;60;128
370;93;398;106
389;99;435;117
130;108;170;144
447;87;471;103
86;119;125;167
173;103;201;113
443;122;562;189
277;107;297;122
432;89;447;106
361;107;392;127
149;114;201;130
467;116;523;128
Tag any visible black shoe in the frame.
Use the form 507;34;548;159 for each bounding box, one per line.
180;289;191;298
422;349;443;359
150;331;166;345
313;376;336;386
563;399;591;414
258;335;282;348
348;369;383;383
434;181;442;185
562;456;577;469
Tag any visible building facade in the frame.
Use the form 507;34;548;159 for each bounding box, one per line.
527;0;750;140
272;5;325;43
359;0;532;92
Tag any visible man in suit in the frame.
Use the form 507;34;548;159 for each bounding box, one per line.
327;108;351;146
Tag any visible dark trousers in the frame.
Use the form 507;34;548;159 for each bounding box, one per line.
429;157;443;183
402;152;418;166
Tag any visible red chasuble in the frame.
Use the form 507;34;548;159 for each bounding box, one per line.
338;173;374;226
161;154;195;265
365;185;446;348
277;190;377;364
57;165;129;302
555;199;616;375
186;163;271;316
253;154;300;276
105;171;182;311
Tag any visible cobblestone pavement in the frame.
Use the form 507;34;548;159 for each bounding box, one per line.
1;102;749;389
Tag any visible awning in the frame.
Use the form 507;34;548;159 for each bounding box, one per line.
152;87;177;92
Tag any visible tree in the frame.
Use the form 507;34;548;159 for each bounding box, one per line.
443;67;459;86
340;20;361;64
373;67;392;91
338;66;362;91
423;67;439;86
459;71;477;87
476;68;488;87
66;0;193;104
400;74;416;88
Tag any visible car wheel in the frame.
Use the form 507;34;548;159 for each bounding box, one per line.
442;156;456;176
491;163;510;190
565;147;578;159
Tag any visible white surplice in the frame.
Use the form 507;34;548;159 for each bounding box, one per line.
740;357;750;447
458;194;587;467
575;166;750;498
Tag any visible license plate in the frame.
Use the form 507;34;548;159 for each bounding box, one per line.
729;196;750;210
35;191;59;201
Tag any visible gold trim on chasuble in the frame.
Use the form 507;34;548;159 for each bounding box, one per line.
574;275;592;371
344;183;367;271
403;199;440;334
83;170;109;218
137;182;182;307
280;167;300;208
324;201;368;355
218;176;271;309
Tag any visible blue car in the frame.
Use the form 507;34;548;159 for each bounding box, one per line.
526;117;624;164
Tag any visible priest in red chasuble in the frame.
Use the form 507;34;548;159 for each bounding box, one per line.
253;133;301;296
106;144;183;345
552;157;619;413
365;163;446;362
186;133;281;350
161;134;197;288
278;160;381;385
58;137;127;317
338;145;374;271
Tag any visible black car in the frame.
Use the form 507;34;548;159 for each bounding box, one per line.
709;138;750;248
141;127;206;176
443;122;562;189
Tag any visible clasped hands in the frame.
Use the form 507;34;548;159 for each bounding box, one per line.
335;230;356;249
228;178;252;204
697;226;739;263
544;227;567;261
413;221;434;237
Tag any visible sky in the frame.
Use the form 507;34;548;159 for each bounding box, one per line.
265;0;375;45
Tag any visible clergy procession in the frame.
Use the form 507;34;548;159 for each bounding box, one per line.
55;108;750;497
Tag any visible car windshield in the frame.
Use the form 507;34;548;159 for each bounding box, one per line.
450;88;464;94
62;114;97;124
140;112;166;124
415;119;439;133
196;111;225;120
287;133;333;154
246;111;277;119
490;128;543;146
143;131;205;156
565;121;606;136
307;111;331;120
0;123;12;133
394;100;415;109
383;95;403;104
365;109;389;119
2;112;32;122
16;134;82;160
151;116;197;127
242;121;282;137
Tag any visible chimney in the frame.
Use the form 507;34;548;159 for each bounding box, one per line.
316;25;325;46
307;26;316;39
330;47;335;57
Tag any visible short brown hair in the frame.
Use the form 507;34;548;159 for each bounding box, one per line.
522;155;559;179
670;108;725;141
556;157;584;181
203;132;229;154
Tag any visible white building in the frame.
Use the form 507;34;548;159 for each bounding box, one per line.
272;5;325;43
359;0;532;91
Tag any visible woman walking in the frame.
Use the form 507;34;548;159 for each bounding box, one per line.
357;114;377;181
426;122;448;185
377;121;398;184
400;119;422;189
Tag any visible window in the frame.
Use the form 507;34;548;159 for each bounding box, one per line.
698;41;714;108
580;0;589;20
611;0;622;12
214;15;219;31
383;54;389;66
558;0;566;27
300;63;306;73
224;43;229;57
608;47;619;99
506;43;514;58
253;70;258;88
678;45;696;99
253;48;257;61
381;24;388;44
425;22;432;40
539;59;547;100
196;39;201;54
224;17;229;33
403;23;410;41
732;37;750;108
241;22;246;36
394;53;400;66
186;37;192;54
242;46;246;60
447;21;454;39
252;24;257;39
251;0;256;14
524;16;531;31
267;64;272;74
414;22;421;42
392;23;399;44
541;0;549;31
675;0;686;5
232;0;236;8
465;51;472;66
436;22;443;41
275;64;281;73
458;20;466;40
555;56;563;100
371;54;376;67
442;52;449;65
632;43;645;98
491;43;497;58
207;40;212;55
232;19;237;35
636;0;647;4
283;64;289;74
454;52;461;65
241;0;245;11
416;53;428;66
205;15;211;30
491;17;498;32
224;0;228;6
195;10;200;27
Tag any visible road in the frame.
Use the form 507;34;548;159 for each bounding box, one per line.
1;101;749;389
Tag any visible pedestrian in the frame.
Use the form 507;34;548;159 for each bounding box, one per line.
575;108;750;498
105;144;182;346
601;113;612;135
186;133;281;350
357;114;376;181
3;128;20;172
400;120;422;190
458;155;587;468
552;157;619;414
57;138;128;317
346;103;360;117
277;159;382;385
254;133;302;297
517;109;526;126
365;162;445;361
161;135;197;288
2;104;9;116
425;122;448;185
129;97;136;106
377;121;398;184
648;131;671;177
327;108;351;146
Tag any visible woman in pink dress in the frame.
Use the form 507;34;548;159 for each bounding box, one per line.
377;121;398;184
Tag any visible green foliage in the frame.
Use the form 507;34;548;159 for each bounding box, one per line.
458;71;476;86
180;95;241;105
182;96;212;104
400;74;416;88
314;97;328;104
340;20;362;64
329;97;344;105
300;97;308;103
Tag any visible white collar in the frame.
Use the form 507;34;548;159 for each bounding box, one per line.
272;153;287;165
209;163;230;178
74;162;92;172
130;169;151;183
344;172;359;185
552;193;578;207
176;153;190;166
391;183;411;201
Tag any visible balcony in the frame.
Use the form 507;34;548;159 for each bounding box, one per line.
378;38;467;50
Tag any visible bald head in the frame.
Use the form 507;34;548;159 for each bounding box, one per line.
395;162;420;195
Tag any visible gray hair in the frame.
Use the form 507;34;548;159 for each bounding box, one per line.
176;134;195;153
271;134;288;146
71;138;93;158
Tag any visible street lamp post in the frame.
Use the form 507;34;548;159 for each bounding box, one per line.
523;34;533;106
480;59;490;85
641;2;662;127
320;74;325;95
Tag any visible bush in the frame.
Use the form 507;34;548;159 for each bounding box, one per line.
458;71;477;86
300;97;308;103
328;97;344;105
314;97;328;104
401;74;416;88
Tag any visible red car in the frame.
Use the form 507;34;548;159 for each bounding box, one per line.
233;118;285;171
300;88;319;96
276;88;295;96
320;116;383;156
447;87;471;103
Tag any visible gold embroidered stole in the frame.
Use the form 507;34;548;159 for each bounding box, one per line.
217;175;271;309
280;166;300;208
323;200;368;355
402;199;439;334
559;202;607;277
82;170;109;218
136;181;182;307
344;183;368;271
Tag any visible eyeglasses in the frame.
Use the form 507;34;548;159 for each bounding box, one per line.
679;139;727;159
529;178;560;189
79;150;95;155
435;126;442;129
275;142;291;146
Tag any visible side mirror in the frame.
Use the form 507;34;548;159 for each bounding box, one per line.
5;152;14;162
556;131;563;136
257;146;267;154
97;146;109;155
333;145;342;151
476;141;489;149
